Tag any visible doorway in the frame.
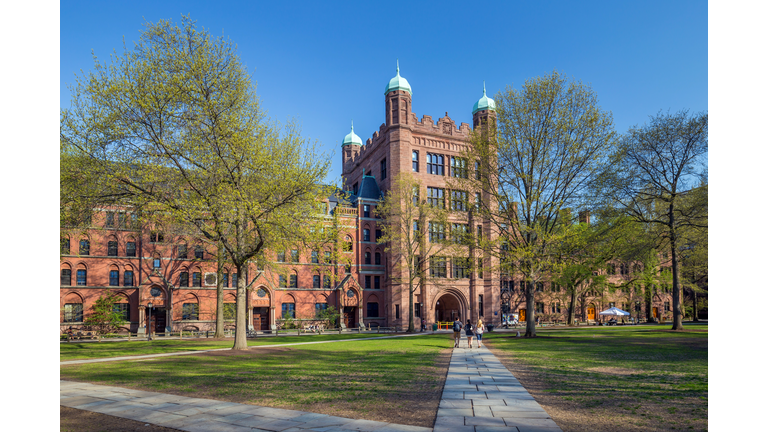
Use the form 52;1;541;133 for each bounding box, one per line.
587;306;596;321
652;307;659;319
149;307;166;333
519;308;527;321
435;293;462;323
253;307;270;331
343;306;356;328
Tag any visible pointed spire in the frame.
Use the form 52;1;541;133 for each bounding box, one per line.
351;120;354;132
483;81;487;96
396;59;400;76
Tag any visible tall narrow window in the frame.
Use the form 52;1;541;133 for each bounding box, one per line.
79;239;90;256
412;151;419;172
124;270;134;287
478;294;484;318
324;275;331;288
363;229;370;242
380;158;387;180
365;252;371;264
311;250;319;264
60;237;70;255
279;275;287;287
117;212;126;228
395;304;401;319
76;269;87;286
277;251;285;262
374;275;380;289
290;274;298;288
109;270;119;286
352;182;359;195
324;251;332;263
108;241;118;257
475;192;482;211
291;250;299;263
363;205;370;218
313;275;321;288
61;269;71;286
231;273;238;287
192;272;201;287
195;246;204;260
153;257;161;268
475;160;481;180
375;252;381;265
413;186;419;205
105;212;115;228
126;241;136;257
177;244;187;259
179;272;189;287
365;275;371;289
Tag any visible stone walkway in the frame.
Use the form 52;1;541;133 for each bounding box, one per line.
61;332;563;431
61;380;431;432
434;336;562;432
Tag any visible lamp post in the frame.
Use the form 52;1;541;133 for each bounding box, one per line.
147;302;153;341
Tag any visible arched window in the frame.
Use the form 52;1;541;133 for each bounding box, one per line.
363;228;371;242
177;243;188;259
365;251;371;265
192;268;202;287
60;265;72;286
179;269;189;287
113;294;130;321
63;293;83;323
76;265;87;286
223;294;236;320
123;265;135;287
79;239;90;256
323;274;332;288
182;294;199;320
109;265;119;286
375;252;381;265
61;236;70;255
281;295;296;319
279;274;288;288
125;237;136;257
313;273;321;288
107;238;118;257
222;271;229;288
290;271;298;288
194;245;204;259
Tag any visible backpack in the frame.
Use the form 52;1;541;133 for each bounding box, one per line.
453;321;462;332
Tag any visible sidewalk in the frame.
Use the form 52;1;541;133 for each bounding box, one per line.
435;336;562;432
61;332;562;431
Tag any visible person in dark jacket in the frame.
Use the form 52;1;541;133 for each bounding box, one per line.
465;319;474;348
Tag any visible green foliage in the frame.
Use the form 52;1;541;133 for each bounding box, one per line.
60;16;333;349
315;305;340;328
83;292;127;339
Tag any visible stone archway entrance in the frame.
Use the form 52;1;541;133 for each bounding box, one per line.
434;292;463;323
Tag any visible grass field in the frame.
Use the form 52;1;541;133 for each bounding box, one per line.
60;333;398;361
484;325;708;432
60;334;451;427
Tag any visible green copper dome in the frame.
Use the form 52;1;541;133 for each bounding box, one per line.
384;60;412;95
341;121;363;147
472;82;496;114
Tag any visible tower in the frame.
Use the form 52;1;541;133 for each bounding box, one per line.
341;121;362;170
384;60;412;126
472;81;497;129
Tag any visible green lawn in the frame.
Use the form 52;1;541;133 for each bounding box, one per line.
484;325;708;431
60;333;400;361
60;334;451;427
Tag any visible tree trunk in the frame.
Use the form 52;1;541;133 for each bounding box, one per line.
233;260;248;349
692;288;699;322
214;242;225;338
669;203;684;330
525;279;536;337
408;281;415;333
567;286;577;326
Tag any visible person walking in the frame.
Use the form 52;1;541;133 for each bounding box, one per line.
465;319;474;348
475;318;484;348
452;316;463;348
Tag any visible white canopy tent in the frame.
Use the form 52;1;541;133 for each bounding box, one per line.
599;307;630;316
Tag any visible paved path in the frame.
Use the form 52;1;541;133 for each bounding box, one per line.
61;380;431;432
61;332;562;431
435;336;562;432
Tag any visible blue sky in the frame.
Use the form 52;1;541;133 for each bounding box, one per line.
60;0;707;184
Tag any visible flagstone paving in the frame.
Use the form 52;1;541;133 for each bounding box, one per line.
61;332;562;431
434;335;562;432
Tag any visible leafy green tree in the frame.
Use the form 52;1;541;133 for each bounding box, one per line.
83;292;127;342
600;110;707;330
462;71;617;337
315;305;340;329
60;16;331;350
376;173;459;333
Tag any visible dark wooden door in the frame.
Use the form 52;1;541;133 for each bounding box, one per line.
343;306;355;328
153;308;166;333
253;307;269;331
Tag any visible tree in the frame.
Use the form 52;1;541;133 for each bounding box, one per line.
463;71;617;337
83;292;127;342
376;173;459;332
60;16;331;350
601;110;707;330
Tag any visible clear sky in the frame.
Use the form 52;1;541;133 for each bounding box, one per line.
60;0;707;184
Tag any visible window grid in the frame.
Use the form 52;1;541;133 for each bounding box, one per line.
430;256;447;278
429;222;445;242
451;190;468;211
412;151;419;172
427;187;444;208
451;157;468;178
427;153;444;175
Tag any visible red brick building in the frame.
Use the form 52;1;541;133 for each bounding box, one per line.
60;66;673;334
